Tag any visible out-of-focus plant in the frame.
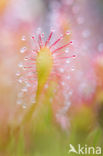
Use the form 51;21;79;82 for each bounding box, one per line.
0;0;10;14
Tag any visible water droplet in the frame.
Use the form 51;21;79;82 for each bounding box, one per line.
71;67;75;71
26;82;31;88
60;34;63;38
24;57;28;61
22;104;27;109
20;47;27;53
21;35;26;41
71;40;75;45
67;75;70;80
18;77;23;83
72;55;76;59
16;71;20;76
66;60;70;64
66;31;71;35
59;68;64;73
31;35;35;40
18;63;23;68
61;82;65;86
16;100;22;105
24;79;28;84
65;48;69;53
22;87;28;92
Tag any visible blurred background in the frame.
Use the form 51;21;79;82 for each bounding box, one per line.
0;0;103;155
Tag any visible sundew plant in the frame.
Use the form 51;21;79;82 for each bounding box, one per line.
16;28;76;127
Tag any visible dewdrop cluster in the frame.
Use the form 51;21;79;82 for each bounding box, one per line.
16;28;76;118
